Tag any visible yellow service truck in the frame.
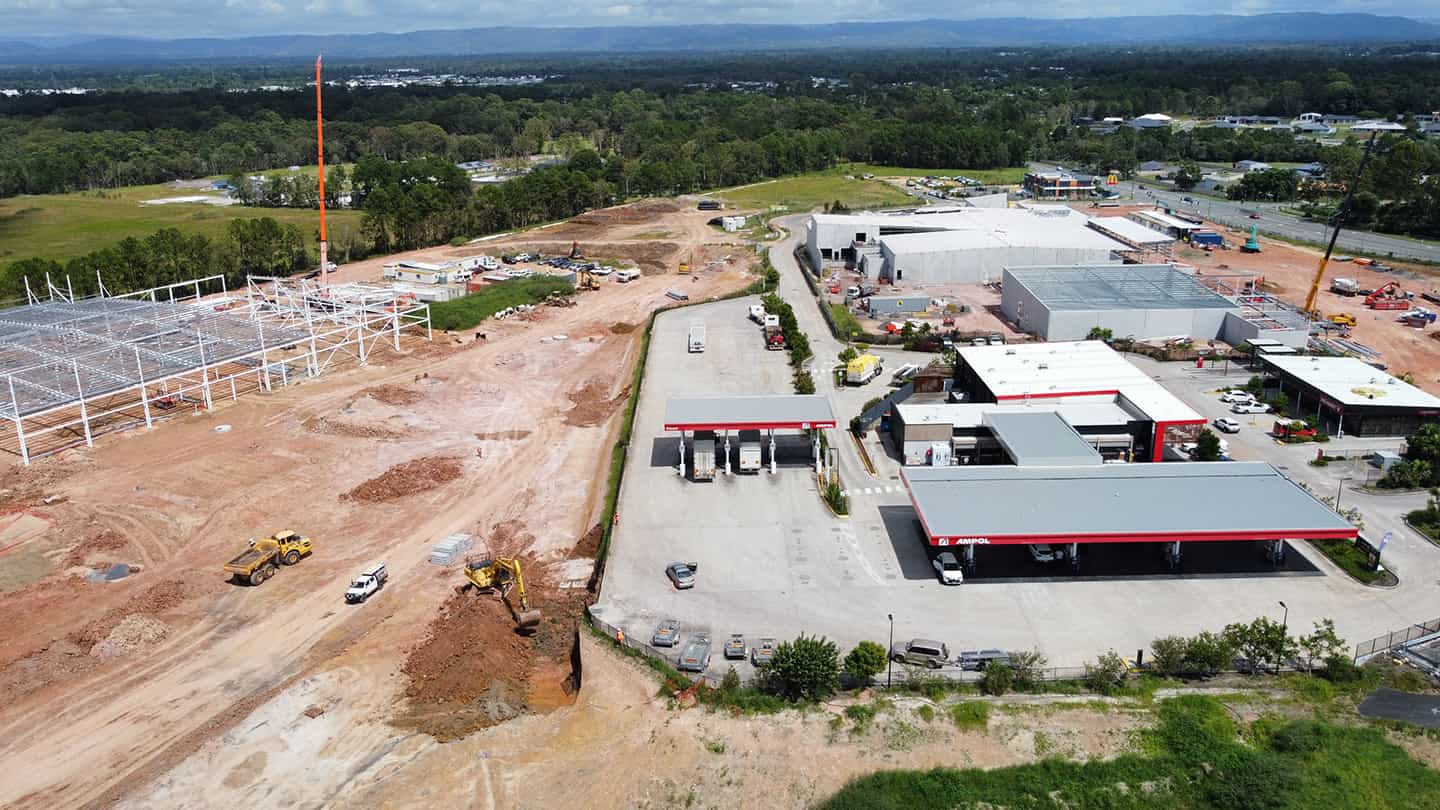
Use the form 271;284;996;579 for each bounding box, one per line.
225;530;313;586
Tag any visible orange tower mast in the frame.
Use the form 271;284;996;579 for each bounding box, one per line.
315;55;328;284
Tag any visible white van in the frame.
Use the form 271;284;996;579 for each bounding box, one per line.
616;269;641;283
891;363;922;384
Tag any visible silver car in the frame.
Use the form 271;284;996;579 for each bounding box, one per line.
890;638;950;669
665;561;697;589
678;633;712;673
652;619;681;647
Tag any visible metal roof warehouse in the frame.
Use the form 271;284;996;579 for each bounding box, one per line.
1260;355;1440;438
902;463;1357;547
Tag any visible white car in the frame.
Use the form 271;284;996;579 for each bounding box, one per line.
1219;390;1255;404
1028;544;1066;563
932;551;963;585
1231;402;1271;414
1213;417;1241;433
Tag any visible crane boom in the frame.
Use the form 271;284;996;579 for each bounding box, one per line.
1303;127;1384;316
316;55;328;285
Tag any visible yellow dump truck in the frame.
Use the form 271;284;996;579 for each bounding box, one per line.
225;530;313;586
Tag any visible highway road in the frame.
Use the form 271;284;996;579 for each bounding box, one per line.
1114;180;1440;264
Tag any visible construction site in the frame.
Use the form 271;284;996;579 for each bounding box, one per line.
0;194;758;808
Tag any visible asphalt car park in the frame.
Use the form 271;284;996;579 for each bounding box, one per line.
591;292;1440;675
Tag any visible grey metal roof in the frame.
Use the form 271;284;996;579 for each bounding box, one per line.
903;462;1356;542
0;297;309;419
663;395;836;430
1004;264;1238;312
983;411;1102;467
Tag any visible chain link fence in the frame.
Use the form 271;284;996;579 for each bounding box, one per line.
1354;617;1440;662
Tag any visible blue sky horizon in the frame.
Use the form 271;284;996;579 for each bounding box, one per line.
2;2;1437;41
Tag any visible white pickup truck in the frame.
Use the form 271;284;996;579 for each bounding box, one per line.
344;562;388;604
688;324;706;353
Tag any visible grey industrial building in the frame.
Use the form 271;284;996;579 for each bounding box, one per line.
1000;263;1309;348
806;208;1130;284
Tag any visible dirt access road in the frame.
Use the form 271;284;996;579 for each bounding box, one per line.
0;199;753;808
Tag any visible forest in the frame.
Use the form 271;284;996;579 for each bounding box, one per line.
2;48;1439;283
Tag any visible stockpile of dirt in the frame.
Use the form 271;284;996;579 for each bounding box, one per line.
488;519;536;556
395;592;536;741
304;417;404;440
89;615;168;660
564;381;630;428
572;198;684;226
71;578;189;648
63;529;129;568
341;456;464;503
572;523;603;558
360;384;423;407
609;322;638;334
510;240;680;273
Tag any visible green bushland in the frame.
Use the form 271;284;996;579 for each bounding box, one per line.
820;694;1440;810
949;701;990;730
427;275;573;331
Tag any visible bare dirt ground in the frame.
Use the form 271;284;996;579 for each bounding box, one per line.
116;633;1150;809
1173;224;1440;393
0;196;754;809
818;267;1026;339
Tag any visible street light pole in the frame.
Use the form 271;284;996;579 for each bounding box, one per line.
1277;600;1289;674
887;613;894;689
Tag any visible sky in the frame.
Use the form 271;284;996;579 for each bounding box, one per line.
1;0;1435;40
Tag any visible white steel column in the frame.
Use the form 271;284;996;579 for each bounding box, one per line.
769;429;777;475
196;332;213;409
723;430;731;476
133;348;152;429
392;309;402;351
678;430;687;478
71;360;93;448
813;432;822;475
9;377;30;465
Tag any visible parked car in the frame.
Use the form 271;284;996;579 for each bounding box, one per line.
677;633;712;673
932;551;963;585
1213;417;1241;434
665;561;697;589
890;638;950;669
1219;390;1255;404
652;619;681;647
751;637;777;666
1232;402;1271;414
959;649;1013;672
1028;543;1066;563
724;634;747;660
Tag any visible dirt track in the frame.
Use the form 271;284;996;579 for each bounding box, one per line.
0;196;754;808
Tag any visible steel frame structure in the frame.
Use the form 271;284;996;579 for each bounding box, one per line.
0;274;431;464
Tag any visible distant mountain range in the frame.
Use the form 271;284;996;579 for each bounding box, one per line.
2;13;1438;65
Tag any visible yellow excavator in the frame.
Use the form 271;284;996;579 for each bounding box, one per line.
462;557;542;630
571;240;599;291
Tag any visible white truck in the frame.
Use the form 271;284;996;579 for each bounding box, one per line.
344;562;388;604
616;269;641;283
748;304;766;323
1331;278;1361;296
738;429;763;473
692;431;717;481
688;324;706;353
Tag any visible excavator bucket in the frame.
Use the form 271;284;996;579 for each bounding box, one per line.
516;609;543;630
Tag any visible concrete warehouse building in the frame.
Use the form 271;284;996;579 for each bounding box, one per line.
889;399;1152;466
1000;264;1310;349
1259;355;1440;438
1001;264;1238;342
949;340;1205;462
806;208;1130;284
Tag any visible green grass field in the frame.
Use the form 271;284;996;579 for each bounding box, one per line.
836;163;1027;185
427;275;574;331
0;173;361;264
717;173;913;212
820;695;1440;810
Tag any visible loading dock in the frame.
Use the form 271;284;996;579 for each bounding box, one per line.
663;394;837;477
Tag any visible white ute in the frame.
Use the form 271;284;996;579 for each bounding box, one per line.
345;562;388;603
